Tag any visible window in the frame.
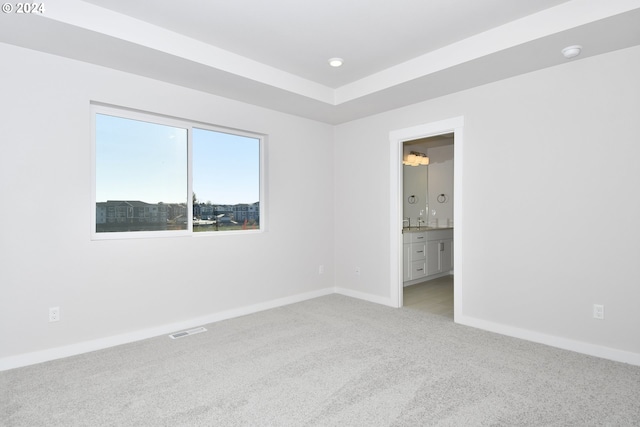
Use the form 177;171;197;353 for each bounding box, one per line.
92;105;263;239
192;128;260;233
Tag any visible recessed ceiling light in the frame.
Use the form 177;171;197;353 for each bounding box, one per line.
328;57;344;67
561;45;582;59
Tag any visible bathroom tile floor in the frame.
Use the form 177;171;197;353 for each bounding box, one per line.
402;275;453;319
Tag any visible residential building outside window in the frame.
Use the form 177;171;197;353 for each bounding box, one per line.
92;105;264;239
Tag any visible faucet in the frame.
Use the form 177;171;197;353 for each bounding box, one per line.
403;217;410;229
417;218;425;229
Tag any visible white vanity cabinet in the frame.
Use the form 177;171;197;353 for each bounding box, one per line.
403;231;427;281
426;229;453;276
404;228;453;285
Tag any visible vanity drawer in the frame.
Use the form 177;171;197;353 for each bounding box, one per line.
409;243;426;260
406;232;427;243
410;260;427;279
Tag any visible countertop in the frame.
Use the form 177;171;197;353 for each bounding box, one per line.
402;227;453;233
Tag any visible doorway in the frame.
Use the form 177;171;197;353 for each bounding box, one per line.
388;117;464;322
402;134;454;317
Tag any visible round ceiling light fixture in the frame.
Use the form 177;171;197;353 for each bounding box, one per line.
561;45;582;59
328;57;344;67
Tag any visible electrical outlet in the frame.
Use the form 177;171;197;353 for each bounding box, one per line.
593;304;604;320
319;264;324;275
355;267;361;276
49;306;60;322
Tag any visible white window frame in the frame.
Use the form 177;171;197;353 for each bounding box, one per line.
90;103;266;240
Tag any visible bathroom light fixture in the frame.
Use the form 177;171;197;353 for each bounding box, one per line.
403;151;429;166
328;57;344;67
561;45;582;59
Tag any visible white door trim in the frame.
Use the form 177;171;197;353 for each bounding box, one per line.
389;117;464;321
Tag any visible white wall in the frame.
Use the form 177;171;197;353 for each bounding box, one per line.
334;45;640;360
0;43;335;366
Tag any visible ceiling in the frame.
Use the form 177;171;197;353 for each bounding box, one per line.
85;0;572;88
2;0;639;124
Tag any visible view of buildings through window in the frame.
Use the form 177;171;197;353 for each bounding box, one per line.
192;127;260;232
94;109;261;236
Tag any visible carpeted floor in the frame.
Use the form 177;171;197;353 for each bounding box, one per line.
1;294;639;426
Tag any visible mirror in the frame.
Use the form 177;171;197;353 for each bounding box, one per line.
403;163;428;228
403;133;454;229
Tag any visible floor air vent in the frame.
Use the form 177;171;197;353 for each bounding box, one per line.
169;326;207;339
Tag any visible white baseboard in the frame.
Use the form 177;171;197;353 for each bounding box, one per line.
0;287;335;372
334;287;395;307
4;289;638;371
456;314;640;367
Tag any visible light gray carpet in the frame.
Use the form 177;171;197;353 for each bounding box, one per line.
1;294;639;426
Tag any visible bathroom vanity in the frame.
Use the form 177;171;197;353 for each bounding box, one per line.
403;228;453;285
